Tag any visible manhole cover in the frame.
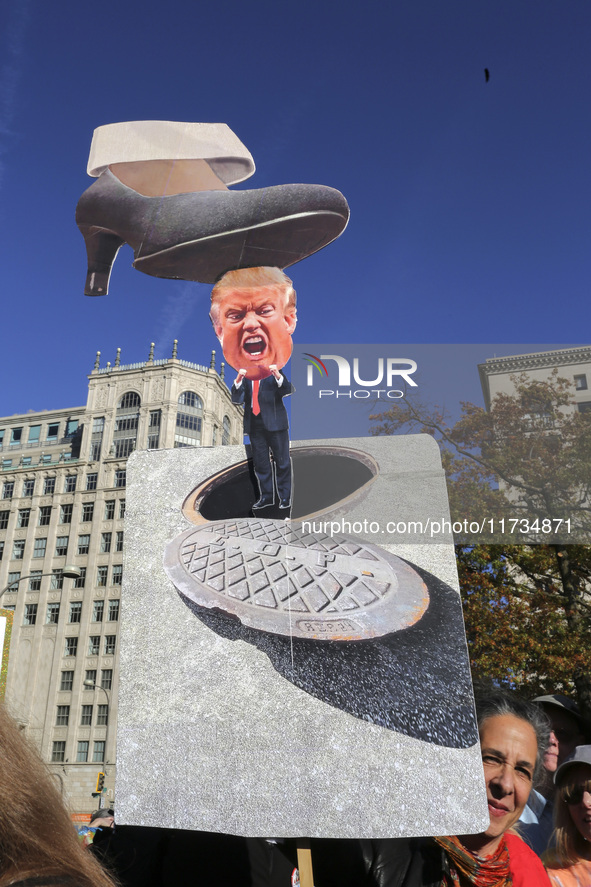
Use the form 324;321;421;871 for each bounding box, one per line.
164;519;429;640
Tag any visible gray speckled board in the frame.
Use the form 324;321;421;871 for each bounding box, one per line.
116;435;488;838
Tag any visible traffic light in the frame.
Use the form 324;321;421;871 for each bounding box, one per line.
96;771;105;793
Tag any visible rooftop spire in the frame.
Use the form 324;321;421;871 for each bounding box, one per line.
172;339;178;359
115;347;121;367
94;351;101;370
148;342;155;362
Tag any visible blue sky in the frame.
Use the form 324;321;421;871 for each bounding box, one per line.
1;0;589;416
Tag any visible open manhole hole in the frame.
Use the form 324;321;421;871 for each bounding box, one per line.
182;445;378;524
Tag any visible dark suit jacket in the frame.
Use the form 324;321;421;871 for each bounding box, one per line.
231;373;293;435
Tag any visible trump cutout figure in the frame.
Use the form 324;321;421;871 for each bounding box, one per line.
210;267;296;511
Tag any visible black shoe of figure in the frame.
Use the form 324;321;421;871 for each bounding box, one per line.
76;169;350;295
278;499;291;509
252;496;275;510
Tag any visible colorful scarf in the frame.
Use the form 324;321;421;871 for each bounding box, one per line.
434;835;513;887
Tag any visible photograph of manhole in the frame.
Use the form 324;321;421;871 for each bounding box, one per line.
164;518;429;640
163;517;474;748
181;445;378;524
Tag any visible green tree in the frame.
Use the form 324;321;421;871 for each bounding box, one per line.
370;371;591;719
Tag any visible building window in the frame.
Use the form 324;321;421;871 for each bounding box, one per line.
118;391;141;410
29;571;42;591
74;567;86;589
55;536;69;557
85;668;97;685
24;604;38;626
81;705;93;726
51;741;66;763
56;705;70;726
46;602;60;624
43;477;56;495
100;532;111;553
33;538;47;558
92;601;104;622
86;473;98;491
574;374;588;391
212;424;218;446
112;565;123;586
65;637;78;656
41;454;52;464
10;428;23;446
175;394;203;448
115;530;124;552
69;602;82;623
0;510;8;529
28;425;41;444
3;481;14;499
81;503;94;522
77;534;90;555
65;419;79;438
46;423;59;441
76;741;89;763
97;704;109;726
115;470;126;488
7;572;20;591
0;541;4;560
88;636;100;656
1;459;11;470
90;442;102;461
222;416;231;446
64;475;77;493
12;540;25;560
38;505;52;526
104;500;115;520
101;669;113;690
148;410;161;449
108;600;120;622
119;500;126;519
22;479;35;497
97;566;108;587
50;570;64;591
93;417;105;434
21;456;32;467
104;635;116;655
17;509;31;528
114;439;135;459
60;504;73;524
578;401;591;413
60;671;74;691
93;741;105;763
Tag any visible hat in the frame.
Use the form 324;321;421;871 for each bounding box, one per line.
533;694;584;725
554;745;591;784
90;808;115;822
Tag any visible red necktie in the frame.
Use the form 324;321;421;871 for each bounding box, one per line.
252;380;260;416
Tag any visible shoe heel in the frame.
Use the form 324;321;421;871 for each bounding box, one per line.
78;225;125;296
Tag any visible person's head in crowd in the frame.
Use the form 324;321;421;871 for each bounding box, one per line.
459;689;551;857
549;745;591;867
90;809;115;829
210;266;297;380
0;703;116;887
533;694;586;776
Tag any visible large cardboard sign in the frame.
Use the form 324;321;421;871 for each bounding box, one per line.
116;436;488;838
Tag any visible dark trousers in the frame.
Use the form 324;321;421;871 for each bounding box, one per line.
249;413;292;503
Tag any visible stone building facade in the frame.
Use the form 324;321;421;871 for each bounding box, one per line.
0;345;242;813
478;345;591;412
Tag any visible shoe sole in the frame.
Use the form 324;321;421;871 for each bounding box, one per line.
133;210;347;283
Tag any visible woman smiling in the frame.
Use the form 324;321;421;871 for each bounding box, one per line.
545;745;591;886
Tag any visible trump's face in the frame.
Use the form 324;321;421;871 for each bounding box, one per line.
214;286;296;380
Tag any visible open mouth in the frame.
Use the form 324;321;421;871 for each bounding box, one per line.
242;336;267;357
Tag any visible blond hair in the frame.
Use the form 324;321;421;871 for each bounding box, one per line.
546;766;591;868
209;266;296;330
0;704;117;886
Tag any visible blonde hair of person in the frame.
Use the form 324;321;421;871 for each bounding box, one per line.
545;767;591;868
209;266;297;331
0;704;117;887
